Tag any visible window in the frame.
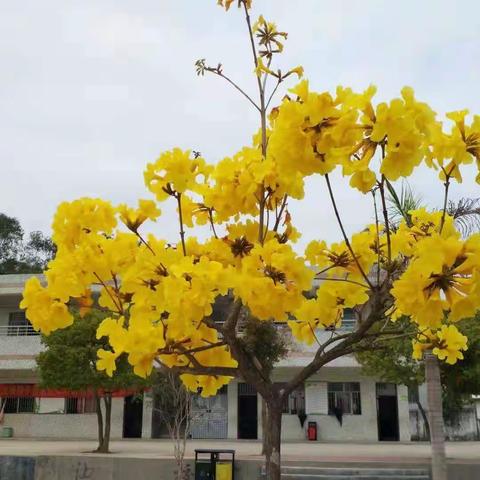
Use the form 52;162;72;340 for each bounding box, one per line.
3;397;35;413
274;383;305;414
64;397;97;414
7;312;38;336
408;384;419;404
328;382;361;415
325;308;357;332
282;385;305;414
341;308;356;331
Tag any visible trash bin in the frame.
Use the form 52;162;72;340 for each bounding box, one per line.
195;449;235;480
195;460;212;480
216;462;233;480
1;427;13;438
307;421;317;441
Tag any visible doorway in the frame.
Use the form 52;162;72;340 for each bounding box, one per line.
123;394;143;438
238;383;258;439
376;383;399;441
190;386;228;439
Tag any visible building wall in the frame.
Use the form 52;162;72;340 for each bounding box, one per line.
275;368;411;442
397;385;411;441
227;382;238;439
304;379;378;441
142;391;153;439
281;414;305;440
218;368;411;442
2;398;125;439
0;334;42;358
1;274;411;443
412;385;480;441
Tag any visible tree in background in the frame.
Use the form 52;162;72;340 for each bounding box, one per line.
152;371;193;480
441;316;480;426
37;311;148;453
357;314;480;440
0;213;55;274
239;316;289;456
386;185;480;449
20;2;480;479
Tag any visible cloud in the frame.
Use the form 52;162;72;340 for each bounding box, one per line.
0;0;479;248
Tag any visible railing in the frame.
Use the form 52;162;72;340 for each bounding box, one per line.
0;325;39;336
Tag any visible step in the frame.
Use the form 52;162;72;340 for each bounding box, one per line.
260;466;430;480
276;475;429;480
280;467;429;476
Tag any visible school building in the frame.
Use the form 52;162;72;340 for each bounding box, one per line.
0;273;414;442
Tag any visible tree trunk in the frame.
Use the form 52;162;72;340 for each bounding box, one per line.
415;398;431;441
94;393;104;452
425;352;447;480
264;403;282;480
261;399;268;455
96;393;112;453
103;393;112;452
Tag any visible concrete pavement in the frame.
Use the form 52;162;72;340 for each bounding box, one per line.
0;439;479;463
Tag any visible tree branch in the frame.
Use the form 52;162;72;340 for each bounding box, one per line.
155;359;238;378
282;282;391;397
324;174;374;289
378;176;392;262
176;193;187;256
272;195;288;232
315;276;369;288
209;70;261;112
372;188;381;287
439;166;454;234
266;78;282;109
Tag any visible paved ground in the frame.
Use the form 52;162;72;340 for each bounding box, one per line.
0;439;479;463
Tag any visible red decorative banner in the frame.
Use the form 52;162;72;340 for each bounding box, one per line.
0;384;148;398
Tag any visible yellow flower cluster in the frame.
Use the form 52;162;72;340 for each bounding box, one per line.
217;0;251;11
117;199;161;233
268;81;480;194
392;228;480;329
428;110;480;183
235;240;314;320
202;147;304;224
289;280;369;345
389;209;480;363
412;325;468;365
144;148;212;201
20;277;73;334
21;189;314;389
20;4;480;392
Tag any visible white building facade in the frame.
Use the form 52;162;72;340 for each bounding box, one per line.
1;274;411;442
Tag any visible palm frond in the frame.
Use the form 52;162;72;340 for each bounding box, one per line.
386;180;423;227
447;198;480;236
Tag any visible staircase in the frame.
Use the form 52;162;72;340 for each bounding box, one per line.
261;465;430;480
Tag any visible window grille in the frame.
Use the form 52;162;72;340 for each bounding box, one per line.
7;311;38;336
3;396;35;413
238;383;256;396
64;397;97;414
328;382;361;415
281;384;305;415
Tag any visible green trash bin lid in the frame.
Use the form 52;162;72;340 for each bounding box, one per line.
1;426;13;438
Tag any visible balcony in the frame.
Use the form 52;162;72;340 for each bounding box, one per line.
0;325;39;336
0;327;43;368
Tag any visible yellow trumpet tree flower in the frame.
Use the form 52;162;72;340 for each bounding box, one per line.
20;2;480;479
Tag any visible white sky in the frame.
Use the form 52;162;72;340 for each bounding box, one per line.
1;0;479;249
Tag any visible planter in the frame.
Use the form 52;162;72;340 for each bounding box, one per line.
1;426;13;438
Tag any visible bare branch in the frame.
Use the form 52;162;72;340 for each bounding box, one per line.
324;174;374;289
155;359;238;378
378;176;392;262
315;276;369;289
